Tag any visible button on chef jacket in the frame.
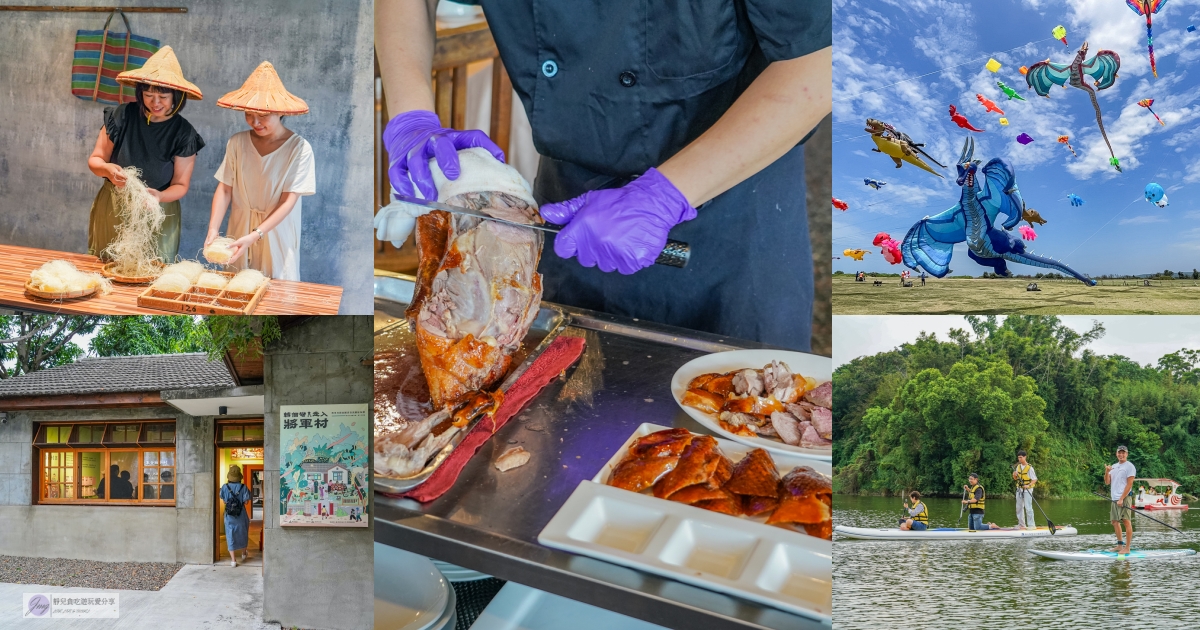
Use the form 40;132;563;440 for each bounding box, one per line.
462;0;830;351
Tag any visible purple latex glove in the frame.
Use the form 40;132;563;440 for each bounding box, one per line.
383;110;505;200
540;168;696;274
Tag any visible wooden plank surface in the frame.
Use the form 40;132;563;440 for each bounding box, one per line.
0;244;342;315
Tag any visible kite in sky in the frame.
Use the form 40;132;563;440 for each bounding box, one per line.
843;249;869;261
1138;98;1165;126
977;94;1005;115
833;198;849;211
1019;226;1038;241
873;233;902;264
864;119;945;178
949;105;985;132
1016;133;1034;145
1026;43;1123;172
1053;25;1068;46
997;81;1026;101
864;178;887;190
1057;135;1077;157
999;118;1010;126
1068;194;1085;206
1145;182;1169;207
1022;208;1047;226
1126;0;1167;78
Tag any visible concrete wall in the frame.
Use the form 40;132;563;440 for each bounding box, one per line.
0;0;374;314
262;316;373;630
0;405;213;564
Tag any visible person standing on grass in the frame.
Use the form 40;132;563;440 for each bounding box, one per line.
1105;445;1137;554
1013;450;1037;529
962;473;985;530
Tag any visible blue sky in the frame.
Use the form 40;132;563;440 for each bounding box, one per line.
833;0;1200;277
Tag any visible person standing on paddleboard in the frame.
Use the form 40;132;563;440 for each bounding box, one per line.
899;491;929;531
962;473;986;531
1105;445;1137;554
1013;450;1037;529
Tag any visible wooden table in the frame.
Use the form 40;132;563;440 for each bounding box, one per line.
0;245;342;315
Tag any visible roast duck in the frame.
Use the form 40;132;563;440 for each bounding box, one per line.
608;428;833;539
376;148;543;478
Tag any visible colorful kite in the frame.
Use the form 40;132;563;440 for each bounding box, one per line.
843;249;869;261
1020;66;1029;75
1026;43;1123;172
949;105;985;132
833;198;848;211
1057;135;1078;157
999;118;1010;126
1126;0;1167;78
1016;133;1034;145
1138;98;1165;126
873;233;902;265
1053;25;1068;46
865;119;946;178
1022;208;1047;226
1145;182;1169;207
977;94;1005;115
986;58;1002;72
1068;194;1085;206
864;178;887;190
997;81;1027;101
1019;226;1038;241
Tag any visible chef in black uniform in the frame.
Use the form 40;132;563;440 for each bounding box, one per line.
376;0;831;351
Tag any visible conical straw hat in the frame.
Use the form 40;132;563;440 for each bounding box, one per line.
218;61;309;115
116;46;203;100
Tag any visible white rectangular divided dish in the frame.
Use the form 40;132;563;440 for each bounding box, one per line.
538;423;832;623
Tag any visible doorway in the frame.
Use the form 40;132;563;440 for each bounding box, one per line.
213;419;265;564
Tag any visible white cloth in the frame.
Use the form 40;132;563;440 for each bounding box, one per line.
1110;460;1137;500
214;131;316;281
1016;488;1035;528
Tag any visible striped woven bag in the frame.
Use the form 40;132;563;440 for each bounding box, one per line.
71;9;161;106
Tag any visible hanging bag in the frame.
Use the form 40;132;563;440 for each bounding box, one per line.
71;9;161;105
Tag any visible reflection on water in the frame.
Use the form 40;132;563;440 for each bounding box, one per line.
834;496;1200;629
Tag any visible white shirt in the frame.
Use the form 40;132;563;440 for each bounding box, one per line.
214;131;316;281
1110;460;1137;501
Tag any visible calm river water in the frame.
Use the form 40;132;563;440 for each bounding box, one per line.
834;495;1200;629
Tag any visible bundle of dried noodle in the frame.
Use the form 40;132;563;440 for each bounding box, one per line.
29;260;112;295
104;167;165;277
162;260;205;284
226;268;266;294
196;271;229;290
151;272;191;294
203;237;236;265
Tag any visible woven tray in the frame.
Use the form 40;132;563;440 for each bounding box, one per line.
136;271;270;315
102;261;163;284
24;280;97;300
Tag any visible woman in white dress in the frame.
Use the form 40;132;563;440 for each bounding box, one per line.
206;61;315;280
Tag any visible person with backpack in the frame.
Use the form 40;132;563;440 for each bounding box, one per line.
220;465;252;567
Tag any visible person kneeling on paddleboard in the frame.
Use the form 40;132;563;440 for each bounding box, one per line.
962;473;986;530
1106;445;1137;554
899;491;929;531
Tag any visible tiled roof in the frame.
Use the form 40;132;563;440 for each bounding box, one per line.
0;353;234;398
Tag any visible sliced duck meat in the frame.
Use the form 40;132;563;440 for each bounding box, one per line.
804;381;833;409
785;402;812;422
725;448;782;497
687;373;719;390
682;388;725;415
781;466;833;498
701;373;735;397
743;494;781;517
800;423;833;448
611;456;680;493
767;493;831;530
771;411;803;446
668;483;730;505
629;427;694;459
653;435;718;499
707;454;734;489
717;411;760;438
695;491;745;516
494;446;531;472
811;407;833;439
723;396;785;416
753;422;778;437
732;369;764;397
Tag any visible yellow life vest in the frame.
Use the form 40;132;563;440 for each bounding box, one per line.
967;484;985;511
910;501;929;524
1015;464;1033;489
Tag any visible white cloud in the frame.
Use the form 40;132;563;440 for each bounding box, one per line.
1117;214;1167;225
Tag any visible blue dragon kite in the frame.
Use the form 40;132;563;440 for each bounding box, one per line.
1026;42;1122;172
901;138;1096;286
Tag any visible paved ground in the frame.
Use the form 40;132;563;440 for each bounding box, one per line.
0;559;275;629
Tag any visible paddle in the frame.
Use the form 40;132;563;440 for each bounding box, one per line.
1092;491;1184;534
957;485;968;526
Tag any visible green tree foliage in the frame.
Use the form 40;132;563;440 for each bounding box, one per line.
0;314;102;378
835;316;1200;497
89;316;211;356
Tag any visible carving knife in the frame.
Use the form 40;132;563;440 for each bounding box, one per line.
396;195;691;268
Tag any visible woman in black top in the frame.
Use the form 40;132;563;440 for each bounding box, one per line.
86;46;204;263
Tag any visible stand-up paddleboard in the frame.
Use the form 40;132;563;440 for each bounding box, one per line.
1030;548;1196;561
835;525;1077;540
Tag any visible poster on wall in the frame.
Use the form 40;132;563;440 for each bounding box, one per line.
279;403;369;527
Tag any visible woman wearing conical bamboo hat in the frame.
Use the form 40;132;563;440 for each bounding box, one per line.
86;46;205;263
205;61;315;281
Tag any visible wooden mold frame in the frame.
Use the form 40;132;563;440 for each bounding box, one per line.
137;270;270;315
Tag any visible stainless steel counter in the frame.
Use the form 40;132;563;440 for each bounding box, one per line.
374;274;828;630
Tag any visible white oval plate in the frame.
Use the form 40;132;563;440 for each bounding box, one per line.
670;349;832;461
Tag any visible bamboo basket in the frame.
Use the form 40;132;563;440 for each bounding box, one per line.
102;261;164;284
24;280;98;300
137;270;270;315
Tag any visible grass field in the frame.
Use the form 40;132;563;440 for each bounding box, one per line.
833;276;1200;314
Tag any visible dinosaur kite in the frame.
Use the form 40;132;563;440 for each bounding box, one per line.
864;178;887;190
997;81;1027;101
949;105;985;132
977;94;1005;115
843;249;869;261
1138;98;1165;126
1022;208;1047;226
1127;0;1167;78
873;233;902;264
1026;43;1123;172
1068;194;1085;206
864;118;945;178
900;138;1095;285
833;198;849;211
1057;135;1078;157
